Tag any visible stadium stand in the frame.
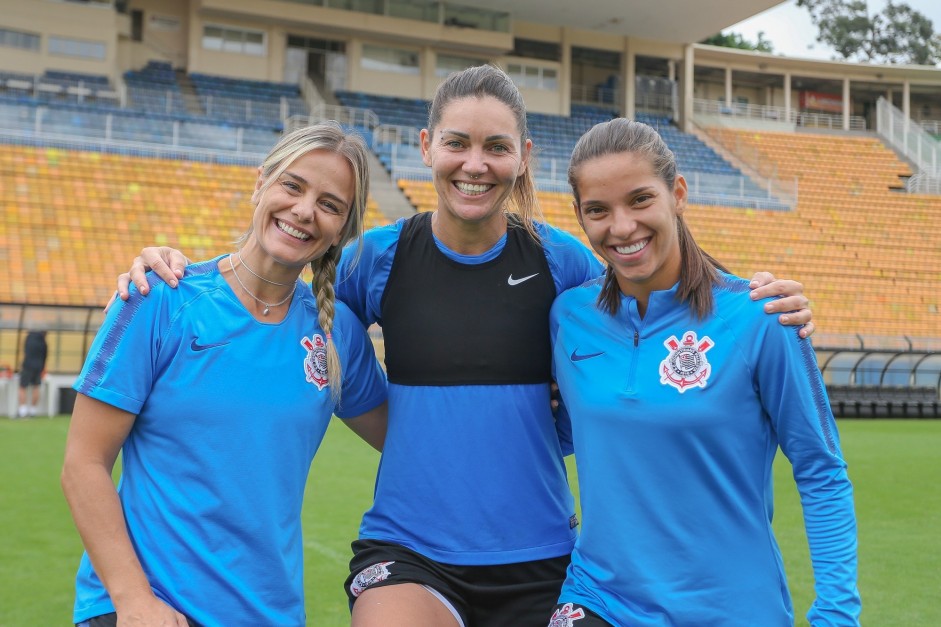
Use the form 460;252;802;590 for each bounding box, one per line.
1;0;938;417
685;129;941;339
338;90;790;209
0;144;390;308
828;385;940;418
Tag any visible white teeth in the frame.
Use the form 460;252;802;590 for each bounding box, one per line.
615;239;649;255
455;182;491;195
277;220;310;240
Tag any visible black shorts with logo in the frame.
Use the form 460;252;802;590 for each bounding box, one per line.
547;602;613;627
346;539;570;627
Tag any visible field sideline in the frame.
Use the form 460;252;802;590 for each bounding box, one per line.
1;417;938;625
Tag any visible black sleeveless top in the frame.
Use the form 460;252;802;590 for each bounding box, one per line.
380;212;556;385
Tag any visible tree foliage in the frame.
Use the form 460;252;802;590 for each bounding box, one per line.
797;0;941;65
700;31;775;53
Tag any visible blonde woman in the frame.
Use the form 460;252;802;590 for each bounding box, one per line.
62;122;388;627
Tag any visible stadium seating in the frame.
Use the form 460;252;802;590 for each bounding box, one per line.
685;129;941;339
0;145;390;306
396;126;940;339
828;384;940;418
337;90;787;207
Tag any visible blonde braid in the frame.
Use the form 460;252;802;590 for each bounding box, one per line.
312;247;342;403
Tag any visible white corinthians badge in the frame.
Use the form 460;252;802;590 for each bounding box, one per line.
660;331;713;393
301;333;329;390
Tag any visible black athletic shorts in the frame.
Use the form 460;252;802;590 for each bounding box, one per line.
18;366;41;387
346;539;570;627
77;612;199;627
547;602;613;626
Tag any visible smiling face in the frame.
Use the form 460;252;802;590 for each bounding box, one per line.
420;95;531;229
248;148;354;274
573;150;687;306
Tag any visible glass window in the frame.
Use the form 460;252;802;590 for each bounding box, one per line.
0;27;40;51
506;62;558;91
388;0;439;23
443;4;509;32
244;31;264;56
361;44;420;75
49;36;106;60
512;38;560;62
436;54;484;77
202;25;266;56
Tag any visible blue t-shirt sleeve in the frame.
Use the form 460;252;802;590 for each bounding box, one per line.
755;323;861;625
333;305;388;419
540;223;603;294
74;278;172;414
335;223;400;327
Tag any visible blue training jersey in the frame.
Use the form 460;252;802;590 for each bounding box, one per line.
549;274;860;626
337;217;602;564
72;257;387;627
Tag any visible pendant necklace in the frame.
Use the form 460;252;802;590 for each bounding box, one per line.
237;250;295;286
229;254;295;315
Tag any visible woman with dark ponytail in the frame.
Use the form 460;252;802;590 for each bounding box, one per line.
548;118;860;626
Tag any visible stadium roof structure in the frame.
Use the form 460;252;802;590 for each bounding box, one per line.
464;0;783;44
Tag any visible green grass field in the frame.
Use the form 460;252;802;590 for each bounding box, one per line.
1;416;938;626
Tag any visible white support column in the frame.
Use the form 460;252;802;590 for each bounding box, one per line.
903;79;911;135
421;47;436;98
680;44;694;132
784;72;791;122
842;77;851;131
561;28;572;115
903;80;911;118
725;67;733;107
624;38;635;120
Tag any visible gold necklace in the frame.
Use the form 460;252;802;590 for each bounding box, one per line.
228;255;295;315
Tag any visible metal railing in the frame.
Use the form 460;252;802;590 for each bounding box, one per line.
286;105;379;131
906;171;941;195
694;98;866;131
918;119;941;135
0;127;264;165
569;77;677;117
877;96;941;179
372;124;421;148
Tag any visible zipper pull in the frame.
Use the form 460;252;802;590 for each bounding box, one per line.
633;330;639;347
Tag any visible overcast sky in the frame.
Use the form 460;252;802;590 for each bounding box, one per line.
727;0;941;65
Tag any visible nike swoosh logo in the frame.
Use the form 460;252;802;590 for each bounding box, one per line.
191;339;230;352
507;273;539;286
570;349;604;362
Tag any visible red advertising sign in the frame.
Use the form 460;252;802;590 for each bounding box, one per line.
799;90;843;113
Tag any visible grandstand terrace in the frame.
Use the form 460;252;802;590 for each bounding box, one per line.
1;0;939;417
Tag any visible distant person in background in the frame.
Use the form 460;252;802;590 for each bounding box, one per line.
547;117;859;626
18;330;47;418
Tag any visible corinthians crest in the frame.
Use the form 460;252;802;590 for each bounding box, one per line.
301;333;329;390
660;331;713;393
549;603;586;626
350;561;395;597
